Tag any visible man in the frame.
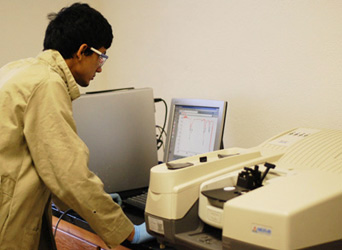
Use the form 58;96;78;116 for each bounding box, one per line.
0;3;151;249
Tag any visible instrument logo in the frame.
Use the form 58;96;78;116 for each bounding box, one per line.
252;224;272;236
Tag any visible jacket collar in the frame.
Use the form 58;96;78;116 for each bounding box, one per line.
37;50;80;101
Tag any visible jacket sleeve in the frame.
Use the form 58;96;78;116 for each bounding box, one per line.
23;77;133;249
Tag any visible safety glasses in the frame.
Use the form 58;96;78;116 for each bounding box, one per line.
90;47;108;68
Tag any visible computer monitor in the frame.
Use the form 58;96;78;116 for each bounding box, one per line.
72;88;158;193
163;98;228;162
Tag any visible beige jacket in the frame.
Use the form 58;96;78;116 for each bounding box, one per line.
0;50;133;249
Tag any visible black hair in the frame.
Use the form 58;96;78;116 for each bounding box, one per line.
43;3;113;59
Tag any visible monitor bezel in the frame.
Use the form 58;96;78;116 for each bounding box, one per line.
163;98;228;162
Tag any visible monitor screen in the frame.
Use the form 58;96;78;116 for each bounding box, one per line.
72;88;158;193
164;98;227;162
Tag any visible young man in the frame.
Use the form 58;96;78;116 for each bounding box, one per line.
0;3;151;249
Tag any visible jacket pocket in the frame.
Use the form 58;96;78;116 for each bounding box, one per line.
0;175;16;201
0;175;16;232
21;227;40;250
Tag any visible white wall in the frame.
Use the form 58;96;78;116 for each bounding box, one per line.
102;0;342;149
2;1;342;154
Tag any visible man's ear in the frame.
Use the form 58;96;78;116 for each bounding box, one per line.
75;44;88;60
